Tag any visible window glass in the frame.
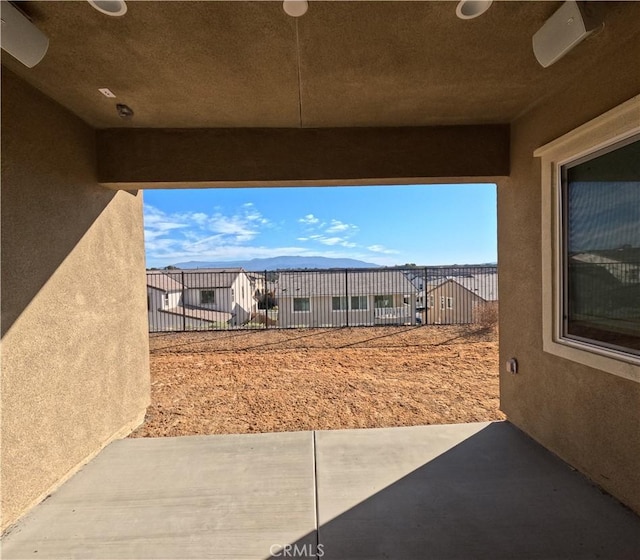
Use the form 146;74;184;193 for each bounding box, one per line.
374;295;393;308
201;290;215;304
351;296;368;310
293;297;310;312
562;136;640;355
332;296;347;311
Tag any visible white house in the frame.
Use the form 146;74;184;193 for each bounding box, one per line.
181;268;256;325
146;269;257;330
275;270;417;328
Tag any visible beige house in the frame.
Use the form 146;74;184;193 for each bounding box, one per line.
420;273;498;325
2;0;639;535
422;279;485;325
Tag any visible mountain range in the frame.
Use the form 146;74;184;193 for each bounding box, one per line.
172;256;380;271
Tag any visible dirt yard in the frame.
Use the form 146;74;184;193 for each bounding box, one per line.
130;325;504;437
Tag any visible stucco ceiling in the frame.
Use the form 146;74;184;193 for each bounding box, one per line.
2;1;637;129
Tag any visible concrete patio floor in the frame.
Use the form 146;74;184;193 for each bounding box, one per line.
3;421;640;560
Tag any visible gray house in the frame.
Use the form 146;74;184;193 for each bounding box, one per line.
276;270;417;328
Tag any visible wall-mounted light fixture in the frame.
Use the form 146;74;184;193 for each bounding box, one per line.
533;1;602;68
87;0;127;17
0;0;49;68
456;0;493;20
283;0;308;18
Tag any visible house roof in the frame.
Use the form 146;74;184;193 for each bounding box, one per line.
180;270;242;289
425;274;498;302
161;306;232;324
276;270;415;297
146;273;184;293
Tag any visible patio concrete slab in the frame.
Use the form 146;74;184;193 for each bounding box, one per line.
3;422;640;560
314;422;640;560
2;431;316;560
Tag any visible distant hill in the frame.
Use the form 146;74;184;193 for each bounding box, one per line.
172;256;380;271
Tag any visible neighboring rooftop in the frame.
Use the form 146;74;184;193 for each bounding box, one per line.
276;270;416;296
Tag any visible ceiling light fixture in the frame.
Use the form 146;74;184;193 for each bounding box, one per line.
456;0;493;20
283;0;308;18
0;0;49;68
533;0;602;68
87;0;127;17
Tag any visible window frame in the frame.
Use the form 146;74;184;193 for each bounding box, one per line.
446;297;454;309
535;94;640;383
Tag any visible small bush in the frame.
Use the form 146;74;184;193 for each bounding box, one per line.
476;302;499;330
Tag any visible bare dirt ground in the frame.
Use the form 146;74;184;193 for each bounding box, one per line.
131;325;504;437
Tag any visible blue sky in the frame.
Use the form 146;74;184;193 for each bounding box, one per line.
143;184;497;268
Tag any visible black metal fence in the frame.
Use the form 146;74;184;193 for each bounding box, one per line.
146;266;498;333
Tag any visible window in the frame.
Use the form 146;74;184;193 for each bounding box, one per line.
351;295;368;310
561;135;639;356
374;295;393;308
332;296;347;311
293;297;310;312
440;296;445;310
446;297;454;309
201;290;215;304
536;95;640;381
163;293;169;307
428;295;434;308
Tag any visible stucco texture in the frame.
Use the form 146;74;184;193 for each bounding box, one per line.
498;26;640;512
1;71;150;531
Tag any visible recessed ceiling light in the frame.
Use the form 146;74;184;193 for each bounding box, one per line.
99;88;116;98
456;0;493;20
87;0;127;17
283;0;308;18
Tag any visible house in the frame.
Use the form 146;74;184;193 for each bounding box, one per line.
145;269;256;330
3;0;639;538
275;270;417;328
418;272;499;325
146;271;183;311
181;269;256;325
146;272;234;331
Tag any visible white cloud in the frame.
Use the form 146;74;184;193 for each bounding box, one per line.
367;244;399;254
299;213;320;225
319;237;343;246
144;204;275;265
325;219;358;234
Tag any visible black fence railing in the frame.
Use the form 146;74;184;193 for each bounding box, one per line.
146;266;498;333
566;261;640;351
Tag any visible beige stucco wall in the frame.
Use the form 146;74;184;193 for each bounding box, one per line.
498;27;640;512
1;70;150;531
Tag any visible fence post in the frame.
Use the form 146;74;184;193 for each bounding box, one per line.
424;266;428;326
345;268;349;328
264;270;269;330
181;271;186;332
